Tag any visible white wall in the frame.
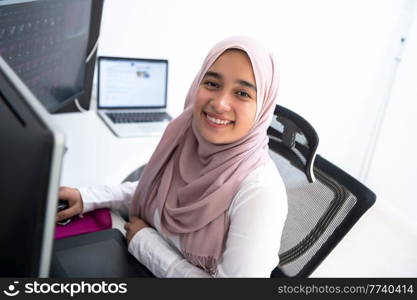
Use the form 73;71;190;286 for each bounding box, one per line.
97;0;417;276
367;7;417;234
98;0;410;178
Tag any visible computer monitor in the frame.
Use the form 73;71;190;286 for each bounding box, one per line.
0;0;92;113
0;56;65;277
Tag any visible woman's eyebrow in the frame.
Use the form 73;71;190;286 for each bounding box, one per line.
204;71;257;92
204;71;222;79
236;80;257;92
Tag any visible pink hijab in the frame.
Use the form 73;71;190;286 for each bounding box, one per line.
131;36;279;275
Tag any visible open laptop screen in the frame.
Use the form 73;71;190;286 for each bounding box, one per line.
98;57;168;109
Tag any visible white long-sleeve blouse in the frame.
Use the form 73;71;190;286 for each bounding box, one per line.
78;157;287;277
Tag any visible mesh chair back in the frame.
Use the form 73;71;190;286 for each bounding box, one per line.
269;105;376;277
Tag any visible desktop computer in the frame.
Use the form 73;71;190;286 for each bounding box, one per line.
0;55;65;277
0;0;99;277
0;0;152;278
0;0;92;113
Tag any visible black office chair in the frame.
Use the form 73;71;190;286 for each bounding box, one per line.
123;104;376;278
268;105;376;277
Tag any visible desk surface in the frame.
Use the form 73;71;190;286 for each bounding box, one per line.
51;110;162;188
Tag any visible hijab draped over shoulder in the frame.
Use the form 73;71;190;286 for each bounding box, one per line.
130;36;279;275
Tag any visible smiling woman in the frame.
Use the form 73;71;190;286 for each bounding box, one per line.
58;36;288;277
194;49;257;144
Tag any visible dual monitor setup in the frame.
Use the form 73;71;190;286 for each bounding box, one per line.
0;0;163;277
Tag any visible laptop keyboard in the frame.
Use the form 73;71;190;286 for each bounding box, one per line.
106;112;170;124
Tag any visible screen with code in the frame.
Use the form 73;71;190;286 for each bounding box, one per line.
0;0;91;112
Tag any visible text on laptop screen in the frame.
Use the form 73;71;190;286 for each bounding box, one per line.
99;58;167;108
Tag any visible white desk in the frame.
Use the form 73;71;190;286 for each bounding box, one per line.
51;110;162;188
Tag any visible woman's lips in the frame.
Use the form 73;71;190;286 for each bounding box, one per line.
204;112;234;128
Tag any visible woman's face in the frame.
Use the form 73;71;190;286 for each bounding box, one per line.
193;50;257;144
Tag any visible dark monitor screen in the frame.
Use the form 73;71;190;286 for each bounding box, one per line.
0;56;64;277
0;0;92;113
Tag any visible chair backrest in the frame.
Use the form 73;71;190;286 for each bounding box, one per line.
268;105;319;183
269;105;376;277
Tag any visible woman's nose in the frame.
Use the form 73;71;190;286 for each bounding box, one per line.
210;93;231;113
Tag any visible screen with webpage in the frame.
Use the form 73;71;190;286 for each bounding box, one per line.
99;58;167;108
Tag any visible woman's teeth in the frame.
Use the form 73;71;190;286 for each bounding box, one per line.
206;114;232;125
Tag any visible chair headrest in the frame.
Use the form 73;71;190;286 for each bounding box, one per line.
268;105;319;183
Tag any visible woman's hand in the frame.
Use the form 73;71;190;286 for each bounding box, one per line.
56;186;83;222
124;216;150;245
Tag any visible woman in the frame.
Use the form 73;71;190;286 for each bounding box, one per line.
57;36;288;277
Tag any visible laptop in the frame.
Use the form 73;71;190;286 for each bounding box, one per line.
97;56;172;138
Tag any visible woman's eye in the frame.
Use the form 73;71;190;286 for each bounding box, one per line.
236;91;250;98
204;81;219;88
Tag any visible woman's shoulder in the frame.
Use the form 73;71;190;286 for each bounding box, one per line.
242;157;285;189
228;157;287;216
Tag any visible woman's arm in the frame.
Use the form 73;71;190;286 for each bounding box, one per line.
215;182;287;277
128;227;211;277
78;181;138;214
127;177;287;277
